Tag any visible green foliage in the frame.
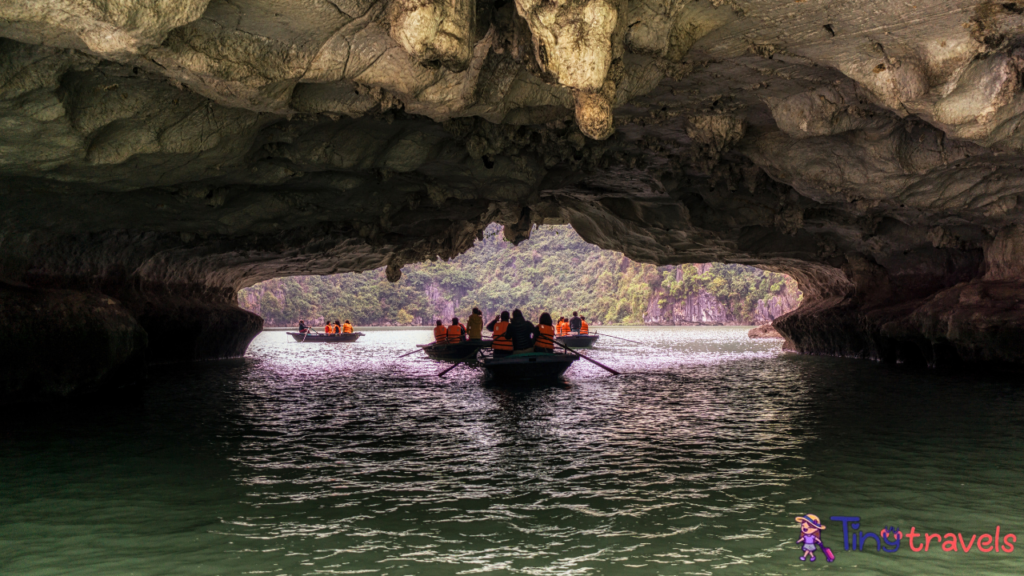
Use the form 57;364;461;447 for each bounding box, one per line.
239;225;799;326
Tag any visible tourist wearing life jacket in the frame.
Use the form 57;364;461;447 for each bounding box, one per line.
342;320;353;334
433;319;448;344
467;307;484;340
505;309;537;353
580;316;589;335
535;313;555;353
324;322;334;334
559;317;569;336
487;311;513;357
447;316;466;344
569;311;582;334
334;320;343;335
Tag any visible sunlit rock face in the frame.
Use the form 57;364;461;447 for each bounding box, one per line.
2;0;1024;401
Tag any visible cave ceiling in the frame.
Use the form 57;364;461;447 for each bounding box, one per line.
1;0;1024;306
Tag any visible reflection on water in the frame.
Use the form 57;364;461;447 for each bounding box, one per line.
2;327;1023;575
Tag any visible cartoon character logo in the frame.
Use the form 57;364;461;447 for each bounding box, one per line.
797;514;835;562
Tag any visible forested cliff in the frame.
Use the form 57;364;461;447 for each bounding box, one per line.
239;226;800;327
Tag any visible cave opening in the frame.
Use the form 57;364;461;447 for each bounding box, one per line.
238;224;803;333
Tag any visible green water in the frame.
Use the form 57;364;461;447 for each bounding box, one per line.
2;326;1022;575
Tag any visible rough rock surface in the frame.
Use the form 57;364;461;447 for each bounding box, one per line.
748;323;784;340
3;0;1024;400
644;288;733;326
753;284;800;325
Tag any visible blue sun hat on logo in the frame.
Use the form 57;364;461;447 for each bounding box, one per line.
796;514;826;529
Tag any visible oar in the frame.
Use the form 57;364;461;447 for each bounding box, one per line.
593;332;644;345
554;341;620;375
437;359;466;377
398;347;426;358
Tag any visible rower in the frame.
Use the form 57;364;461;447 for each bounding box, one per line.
580;316;589;335
447;316;466;344
487;311;513;358
506;309;537;353
324;321;334;334
342;320;353;334
569;311;582;334
535;313;555;353
298;320;308;334
433;319;447;344
467;307;484;341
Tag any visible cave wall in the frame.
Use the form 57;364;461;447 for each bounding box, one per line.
2;0;1024;401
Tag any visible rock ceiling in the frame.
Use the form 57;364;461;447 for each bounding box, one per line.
2;1;1024;399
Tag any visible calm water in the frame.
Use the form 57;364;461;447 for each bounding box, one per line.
2;326;1023;575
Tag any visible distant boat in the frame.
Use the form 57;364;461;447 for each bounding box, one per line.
418;340;491;361
287;332;364;342
555;334;599;348
482;352;579;381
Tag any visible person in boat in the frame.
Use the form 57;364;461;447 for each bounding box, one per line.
580;316;589;335
505;309;537;354
298;320;308;334
324;321;334;335
467;307;484;341
447;316;466;344
433;319;448;345
558;316;569;336
535;313;555;353
334;320;343;335
487;311;513;358
569;311;582;334
342;320;354;334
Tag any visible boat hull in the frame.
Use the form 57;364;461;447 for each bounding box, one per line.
288;332;363;342
419;340;491;361
555;334;599;348
482;352;579;381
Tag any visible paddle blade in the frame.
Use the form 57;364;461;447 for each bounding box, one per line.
437;360;463;377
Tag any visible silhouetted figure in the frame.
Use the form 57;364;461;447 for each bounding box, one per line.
535;313;555;353
467;307;484;340
569;311;582;333
506;309;537;353
488;311;513;358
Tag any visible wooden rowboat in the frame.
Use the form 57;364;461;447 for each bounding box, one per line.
418;340;491;361
287;331;364;342
482;352;579;381
555;334;599;348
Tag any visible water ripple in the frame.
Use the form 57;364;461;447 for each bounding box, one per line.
2;326;1023;575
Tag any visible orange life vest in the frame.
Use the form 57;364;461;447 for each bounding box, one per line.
580;320;589;335
434;325;448;343
342;323;353;334
324;324;334;334
535;324;555;350
447;324;464;344
492;321;513;351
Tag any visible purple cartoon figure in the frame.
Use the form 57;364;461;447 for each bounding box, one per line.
796;514;834;562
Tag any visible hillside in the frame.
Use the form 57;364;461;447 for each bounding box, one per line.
239;225;801;327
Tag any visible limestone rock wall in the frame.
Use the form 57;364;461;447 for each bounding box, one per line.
2;0;1024;401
